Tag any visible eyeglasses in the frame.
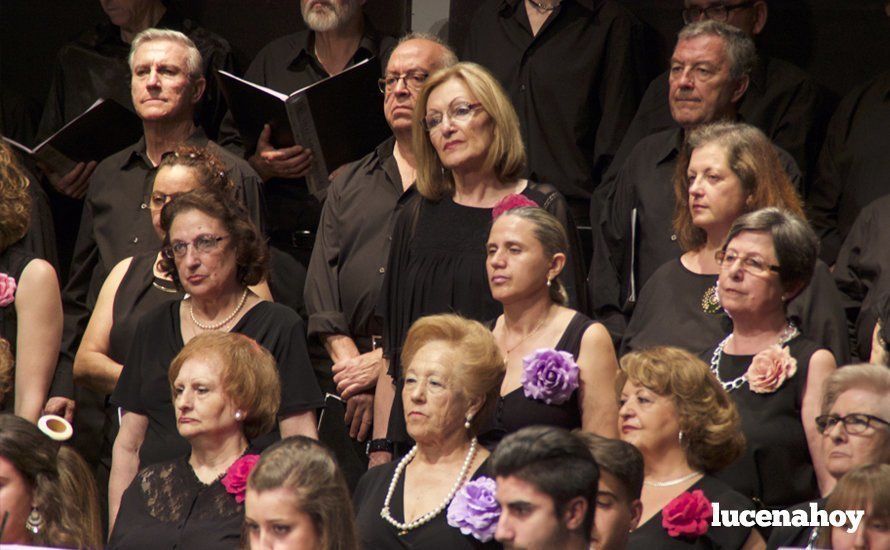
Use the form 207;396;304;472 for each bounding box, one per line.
149;191;184;212
815;413;890;435
423;102;483;132
714;249;780;276
682;1;757;24
377;70;429;94
163;234;228;259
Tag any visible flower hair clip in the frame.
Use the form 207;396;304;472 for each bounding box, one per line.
0;273;16;308
446;476;500;542
221;454;260;503
521;348;580;405
662;490;712;540
491;194;538;219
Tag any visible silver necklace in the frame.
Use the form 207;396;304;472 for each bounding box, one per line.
188;289;249;331
710;322;799;392
527;0;561;12
380;438;479;535
644;471;703;488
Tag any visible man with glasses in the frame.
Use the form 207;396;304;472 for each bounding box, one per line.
768;364;890;549
609;0;830;195
304;35;457;484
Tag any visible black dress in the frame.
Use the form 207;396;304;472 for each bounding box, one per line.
0;243;36;412
354;458;501;550
381;183;583;450
108;455;243;550
628;475;754;549
479;312;592;448
708;336;821;509
111;300;325;467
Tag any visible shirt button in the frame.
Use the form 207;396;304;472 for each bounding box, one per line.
378;267;385;274
520;84;527;91
670;234;677;241
132;237;139;244
140;202;148;209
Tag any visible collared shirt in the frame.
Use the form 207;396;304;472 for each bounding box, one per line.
54;128;263;397
607;55;833;195
808;70;890;264
304;136;410;340
218;23;396;236
37;7;234;141
462;0;646;209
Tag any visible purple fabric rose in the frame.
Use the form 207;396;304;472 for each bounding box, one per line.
521;348;580;405
447;476;500;542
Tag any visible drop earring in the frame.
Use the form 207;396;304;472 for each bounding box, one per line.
546;278;552;288
26;507;44;534
464;415;473;430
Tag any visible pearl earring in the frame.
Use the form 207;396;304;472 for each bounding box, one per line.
678;431;684;444
234;410;244;421
464;415;472;430
546;278;552;288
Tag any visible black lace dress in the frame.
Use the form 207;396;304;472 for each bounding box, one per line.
108;456;243;549
479;312;592;448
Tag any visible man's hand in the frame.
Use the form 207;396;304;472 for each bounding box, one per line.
248;124;313;181
344;392;373;441
43;396;76;422
42;161;97;199
333;348;383;399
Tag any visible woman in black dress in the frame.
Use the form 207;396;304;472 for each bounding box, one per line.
708;208;836;508
373;62;584;462
622;122;848;363
0;142;62;421
481;203;617;446
109;188;323;529
618;346;761;549
109;331;281;549
355;314;504;549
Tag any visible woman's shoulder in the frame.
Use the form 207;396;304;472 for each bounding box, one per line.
522;181;565;209
696;474;753;509
242;300;304;326
354;461;399;503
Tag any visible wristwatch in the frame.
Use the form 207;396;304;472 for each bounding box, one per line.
366;438;394;454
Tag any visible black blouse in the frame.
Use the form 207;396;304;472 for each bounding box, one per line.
111;300;324;467
108;455;243;550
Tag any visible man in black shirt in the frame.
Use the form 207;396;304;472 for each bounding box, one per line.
304;34;458;482
608;0;830;196
462;0;646;225
218;0;396;269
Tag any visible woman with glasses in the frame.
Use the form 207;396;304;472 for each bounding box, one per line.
707;207;835;510
372;62;585;462
622;122;848;362
108;187;323;530
769;364;890;548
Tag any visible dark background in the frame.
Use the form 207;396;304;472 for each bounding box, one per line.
2;0;889;127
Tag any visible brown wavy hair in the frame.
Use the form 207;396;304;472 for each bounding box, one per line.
672;122;804;252
0;337;12;408
0;142;32;251
157;145;235;195
617;346;745;473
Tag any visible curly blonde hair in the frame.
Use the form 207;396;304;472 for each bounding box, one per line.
617;346;745;473
0;142;32;251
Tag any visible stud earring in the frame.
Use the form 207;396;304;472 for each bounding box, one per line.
26;507;44;534
678;431;684;445
234;410;244;421
546;278;552;288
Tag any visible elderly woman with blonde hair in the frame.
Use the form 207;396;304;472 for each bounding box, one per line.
618;346;764;549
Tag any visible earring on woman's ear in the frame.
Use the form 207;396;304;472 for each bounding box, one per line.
234;410;244;421
546;278;552;288
464;415;473;430
26;507;44;534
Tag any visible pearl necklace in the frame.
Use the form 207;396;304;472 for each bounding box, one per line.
380;438;479;535
188;289;249;331
644;471;702;488
710;322;799;392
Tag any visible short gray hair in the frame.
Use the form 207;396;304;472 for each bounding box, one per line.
678;20;756;81
821;364;890;417
128;28;203;80
385;32;458;72
722;207;817;292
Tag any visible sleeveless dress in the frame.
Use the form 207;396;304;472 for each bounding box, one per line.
708;335;821;509
479;312;592;448
0;243;37;412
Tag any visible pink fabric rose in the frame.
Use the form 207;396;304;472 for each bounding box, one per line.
0;273;16;307
491;194;538;219
221;454;260;503
662;489;712;539
746;345;797;394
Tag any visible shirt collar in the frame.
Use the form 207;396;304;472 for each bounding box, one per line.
118;126;209;170
499;0;597;13
653;127;684;165
288;17;383;70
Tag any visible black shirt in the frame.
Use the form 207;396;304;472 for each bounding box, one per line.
37;7;234;141
462;0;645;208
218;23;396;238
808;70;890;264
305;136;407;341
53;129;263;398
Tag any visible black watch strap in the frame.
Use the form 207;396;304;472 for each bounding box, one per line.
366;438;394;454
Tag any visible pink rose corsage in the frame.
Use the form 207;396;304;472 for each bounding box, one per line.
662;489;712;539
491;193;538;219
221;454;260;503
746;345;798;394
0;273;16;307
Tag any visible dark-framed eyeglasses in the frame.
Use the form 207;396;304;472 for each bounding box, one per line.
422;102;484;132
377;70;429;94
682;1;757;24
815;413;890;435
163;234;228;259
714;249;780;276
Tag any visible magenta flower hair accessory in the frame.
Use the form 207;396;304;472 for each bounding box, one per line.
491;193;538;219
746;345;797;394
0;274;16;308
662;490;712;539
221;454;260;503
446;476;500;542
521;348;580;405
